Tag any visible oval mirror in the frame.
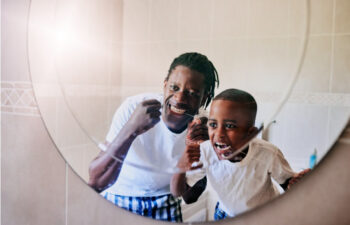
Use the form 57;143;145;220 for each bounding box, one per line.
28;0;350;223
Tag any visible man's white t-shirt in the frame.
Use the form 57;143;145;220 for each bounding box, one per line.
102;93;187;197
200;138;295;217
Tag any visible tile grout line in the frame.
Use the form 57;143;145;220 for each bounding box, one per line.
329;0;336;93
66;163;68;225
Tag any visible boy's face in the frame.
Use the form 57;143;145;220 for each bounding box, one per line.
208;99;256;162
162;65;206;133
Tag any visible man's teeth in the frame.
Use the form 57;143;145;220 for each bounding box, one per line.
170;105;186;114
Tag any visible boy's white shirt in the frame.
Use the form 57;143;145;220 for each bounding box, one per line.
101;93;187;197
199;138;295;217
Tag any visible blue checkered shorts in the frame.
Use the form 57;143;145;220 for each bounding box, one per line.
214;202;228;221
103;192;182;222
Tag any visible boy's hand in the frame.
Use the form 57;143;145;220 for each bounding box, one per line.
288;168;311;189
177;144;202;171
186;117;209;145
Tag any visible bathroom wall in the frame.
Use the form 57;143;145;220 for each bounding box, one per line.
120;0;350;169
1;0;137;225
1;0;350;225
120;1;349;219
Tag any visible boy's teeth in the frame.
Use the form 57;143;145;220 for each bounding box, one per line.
170;105;186;114
215;142;231;150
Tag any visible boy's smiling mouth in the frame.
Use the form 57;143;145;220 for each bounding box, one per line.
214;142;235;159
214;142;245;161
214;142;231;151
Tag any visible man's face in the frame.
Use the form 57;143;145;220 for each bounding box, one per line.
162;65;206;133
208;99;255;162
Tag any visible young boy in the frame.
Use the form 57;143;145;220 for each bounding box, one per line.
171;88;309;220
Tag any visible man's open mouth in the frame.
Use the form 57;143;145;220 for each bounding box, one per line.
170;105;186;114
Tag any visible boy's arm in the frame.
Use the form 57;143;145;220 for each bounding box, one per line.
171;173;189;197
279;177;292;191
170;173;206;204
285;168;311;190
182;176;207;204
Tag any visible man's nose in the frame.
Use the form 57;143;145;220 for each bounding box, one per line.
173;90;186;103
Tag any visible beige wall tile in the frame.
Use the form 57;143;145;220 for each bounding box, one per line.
177;40;211;57
36;96;59;142
64;96;110;143
335;0;350;33
123;0;151;42
108;44;123;87
212;0;249;38
2;114;66;225
178;0;211;40
244;38;290;93
120;86;163;100
150;0;179;41
55;97;92;148
149;42;178;83
67;168;161;225
289;0;334;36
210;39;249;91
61;143;100;182
107;96;123;128
1;0;31;82
292;36;332;92
248;0;289;37
332;35;350;92
309;0;334;34
56;42;113;86
121;43;151;87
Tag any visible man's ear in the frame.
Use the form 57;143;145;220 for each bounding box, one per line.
200;93;208;107
163;79;168;89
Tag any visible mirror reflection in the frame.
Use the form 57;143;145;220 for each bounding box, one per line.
28;0;350;223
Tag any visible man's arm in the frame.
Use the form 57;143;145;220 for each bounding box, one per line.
88;99;161;192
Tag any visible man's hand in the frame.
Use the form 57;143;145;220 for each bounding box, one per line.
186;117;209;145
288;168;311;189
127;99;161;136
177;144;202;171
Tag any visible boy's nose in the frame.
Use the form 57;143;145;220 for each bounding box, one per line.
216;126;226;138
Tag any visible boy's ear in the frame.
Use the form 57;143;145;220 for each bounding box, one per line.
163;79;168;89
247;126;259;137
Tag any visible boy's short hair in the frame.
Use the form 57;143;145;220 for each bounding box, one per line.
214;89;257;126
166;52;219;109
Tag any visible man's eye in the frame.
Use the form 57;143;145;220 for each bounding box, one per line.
208;122;217;128
189;91;200;97
170;85;179;91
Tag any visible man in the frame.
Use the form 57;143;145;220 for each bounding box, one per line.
88;52;219;222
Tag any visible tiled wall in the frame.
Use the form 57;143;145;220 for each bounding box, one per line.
1;0;349;225
120;0;350;171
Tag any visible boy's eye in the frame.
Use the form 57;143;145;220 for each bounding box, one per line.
208;122;217;128
225;123;237;129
